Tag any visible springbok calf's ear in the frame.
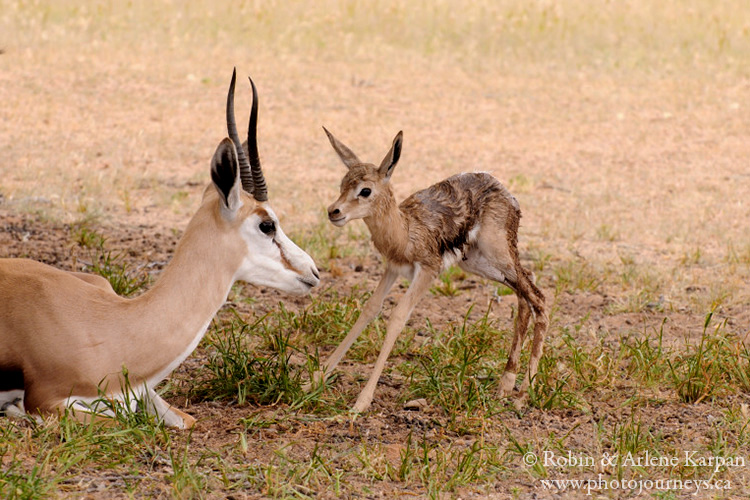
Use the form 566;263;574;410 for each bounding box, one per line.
210;138;242;217
377;130;403;181
323;127;361;169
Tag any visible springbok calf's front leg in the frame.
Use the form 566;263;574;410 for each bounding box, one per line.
352;265;436;414
308;266;400;389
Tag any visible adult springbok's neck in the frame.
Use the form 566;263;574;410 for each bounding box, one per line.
125;207;244;382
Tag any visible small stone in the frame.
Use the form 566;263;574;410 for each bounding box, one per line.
403;398;428;411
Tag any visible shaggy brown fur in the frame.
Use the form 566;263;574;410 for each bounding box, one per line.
313;128;548;413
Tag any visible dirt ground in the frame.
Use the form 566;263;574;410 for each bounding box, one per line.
3;204;747;500
2;1;750;498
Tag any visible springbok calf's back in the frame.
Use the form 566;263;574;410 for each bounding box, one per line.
0;70;319;428
394;172;521;270
310;128;548;413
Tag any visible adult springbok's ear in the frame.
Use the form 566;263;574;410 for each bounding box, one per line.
210;138;243;218
377;131;403;181
323;126;362;170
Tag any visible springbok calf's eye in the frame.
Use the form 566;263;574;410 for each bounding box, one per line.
359;187;372;198
259;220;276;235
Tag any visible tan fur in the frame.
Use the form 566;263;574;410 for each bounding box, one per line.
314;129;548;413
0;193;232;424
0;188;315;428
0;74;319;428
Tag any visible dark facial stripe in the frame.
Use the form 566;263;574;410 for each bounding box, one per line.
273;240;303;274
251;206;302;274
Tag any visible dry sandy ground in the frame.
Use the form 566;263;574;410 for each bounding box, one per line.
2;1;750;498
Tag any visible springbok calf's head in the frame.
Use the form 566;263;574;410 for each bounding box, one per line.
209;70;319;295
323;128;403;227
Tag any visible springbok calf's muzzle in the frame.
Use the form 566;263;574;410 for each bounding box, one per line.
327;204;347;226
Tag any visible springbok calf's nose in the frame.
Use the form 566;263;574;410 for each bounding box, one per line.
328;207;341;219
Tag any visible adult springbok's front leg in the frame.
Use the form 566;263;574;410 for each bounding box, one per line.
0;70;319;427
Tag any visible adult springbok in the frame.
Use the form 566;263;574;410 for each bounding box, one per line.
312;128;547;413
0;70;319;428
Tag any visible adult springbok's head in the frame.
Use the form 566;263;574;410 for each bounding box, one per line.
0;70;320;430
211;70;319;294
323;127;403;227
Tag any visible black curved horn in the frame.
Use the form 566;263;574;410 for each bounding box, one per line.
226;68;254;194
247;77;268;202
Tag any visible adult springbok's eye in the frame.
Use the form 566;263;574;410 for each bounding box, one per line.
259;220;275;235
359;187;372;198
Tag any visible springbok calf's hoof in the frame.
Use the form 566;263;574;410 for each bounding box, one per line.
499;371;517;397
511;391;529;411
351;396;373;415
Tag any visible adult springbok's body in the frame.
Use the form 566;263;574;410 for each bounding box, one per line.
312;128;547;413
0;71;319;428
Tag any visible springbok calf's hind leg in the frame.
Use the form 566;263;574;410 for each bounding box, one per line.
460;227;548;397
499;296;532;395
514;268;548;392
459;247;525;394
460;256;532;395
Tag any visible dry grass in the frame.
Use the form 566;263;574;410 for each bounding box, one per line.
2;0;750;498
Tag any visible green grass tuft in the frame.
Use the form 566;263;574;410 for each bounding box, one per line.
404;308;505;421
191;313;305;407
72;225;150;296
668;311;736;403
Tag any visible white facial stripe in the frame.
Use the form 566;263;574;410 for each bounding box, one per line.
236;205;319;295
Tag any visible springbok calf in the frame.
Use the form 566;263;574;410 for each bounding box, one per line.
312;128;547;413
0;70;320;428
